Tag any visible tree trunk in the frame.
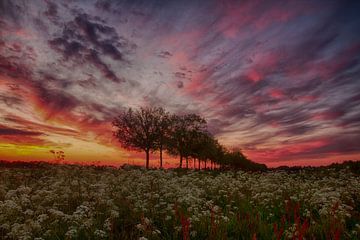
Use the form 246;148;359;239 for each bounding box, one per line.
145;149;150;169
198;159;201;170
186;157;188;169
193;158;195;169
159;145;163;168
205;160;207;170
179;155;183;168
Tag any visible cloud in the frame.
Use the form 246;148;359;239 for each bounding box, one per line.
48;38;85;60
95;0;112;12
0;125;48;146
85;49;123;83
0;94;22;107
278;124;318;136
0;0;26;26
176;81;184;89
174;72;186;78
0;0;360;166
48;12;135;83
44;1;58;18
158;50;172;58
30;81;80;116
4;115;79;136
0;126;42;136
0;55;31;79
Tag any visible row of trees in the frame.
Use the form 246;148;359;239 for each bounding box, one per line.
112;107;266;171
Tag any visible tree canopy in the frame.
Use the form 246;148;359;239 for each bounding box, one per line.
113;107;266;171
113;107;159;169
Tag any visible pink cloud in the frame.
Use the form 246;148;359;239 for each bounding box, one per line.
244;138;330;164
247;69;262;83
269;88;285;99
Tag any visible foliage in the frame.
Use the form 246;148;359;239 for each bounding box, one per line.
49;150;65;163
113;107;265;171
220;149;267;171
165;114;208;168
113;107;161;169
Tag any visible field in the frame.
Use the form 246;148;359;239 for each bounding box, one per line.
0;163;359;240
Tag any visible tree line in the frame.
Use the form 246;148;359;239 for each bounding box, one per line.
112;107;266;171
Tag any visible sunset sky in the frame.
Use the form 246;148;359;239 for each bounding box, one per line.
1;0;360;167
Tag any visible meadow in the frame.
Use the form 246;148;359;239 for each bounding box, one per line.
0;163;359;240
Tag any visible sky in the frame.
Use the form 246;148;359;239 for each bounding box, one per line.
0;0;360;168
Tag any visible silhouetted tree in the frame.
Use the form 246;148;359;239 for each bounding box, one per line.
113;107;159;169
112;106;264;171
218;148;267;171
153;107;171;168
166;113;207;168
50;150;65;163
190;132;216;169
205;138;223;170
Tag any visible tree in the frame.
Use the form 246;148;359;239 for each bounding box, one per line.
166;113;207;168
112;106;265;171
217;148;267;171
153;107;171;168
113;107;159;169
49;150;65;163
190;132;212;169
190;133;225;170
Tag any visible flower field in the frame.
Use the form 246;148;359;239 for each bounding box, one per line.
0;164;359;239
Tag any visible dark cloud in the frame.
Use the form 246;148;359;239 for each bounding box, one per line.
340;114;360;128
48;12;132;82
293;134;360;159
49;38;85;59
0;125;42;136
285;78;323;98
174;72;186;78
85;49;123;83
0;55;31;79
257;107;311;126
220;104;256;120
4;115;79;136
73;13;137;58
31;81;81;118
99;40;123;60
0;94;22;107
0;124;72;147
158;50;172;58
279;124;318;136
0;0;26;26
44;1;58;18
177;81;184;88
207;118;231;135
331;92;360;127
78;76;98;88
95;0;112;12
74;13;114;44
85;103;121;121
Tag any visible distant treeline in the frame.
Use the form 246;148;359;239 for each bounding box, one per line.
0;161;50;169
1;160;359;174
113;107;266;171
273;160;360;174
